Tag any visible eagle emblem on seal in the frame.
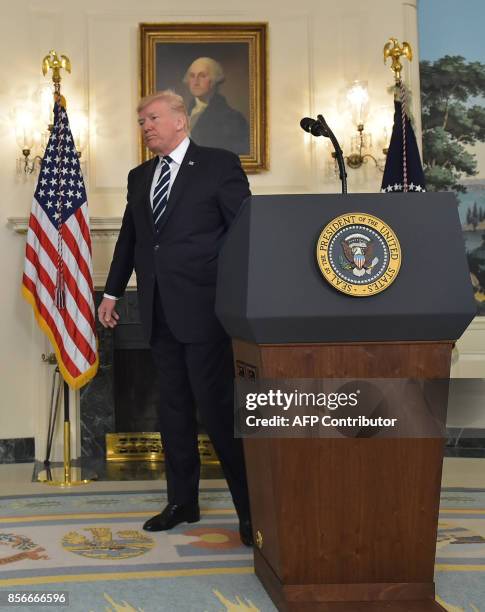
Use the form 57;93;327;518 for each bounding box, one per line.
340;233;379;277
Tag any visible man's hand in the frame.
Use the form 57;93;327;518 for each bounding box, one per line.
98;297;120;328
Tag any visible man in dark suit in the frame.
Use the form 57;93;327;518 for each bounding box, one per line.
97;90;252;546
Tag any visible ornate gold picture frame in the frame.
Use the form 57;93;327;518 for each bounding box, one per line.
139;23;268;173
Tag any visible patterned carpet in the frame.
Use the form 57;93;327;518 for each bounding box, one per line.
0;486;484;611
435;488;485;610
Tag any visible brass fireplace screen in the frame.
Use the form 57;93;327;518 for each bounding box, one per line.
106;432;219;464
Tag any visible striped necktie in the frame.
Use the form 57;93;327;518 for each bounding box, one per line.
152;155;173;232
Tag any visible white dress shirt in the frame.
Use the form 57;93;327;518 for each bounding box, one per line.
104;136;191;301
149;136;190;205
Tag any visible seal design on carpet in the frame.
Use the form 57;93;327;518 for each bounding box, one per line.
62;527;155;560
438;523;485;547
212;589;260;610
0;533;48;565
182;526;243;550
96;590;261;611
97;593;144;611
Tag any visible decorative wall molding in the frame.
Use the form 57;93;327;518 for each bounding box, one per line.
456;317;485;357
93;272;136;289
7;216;123;238
7;218;28;234
468;317;485;332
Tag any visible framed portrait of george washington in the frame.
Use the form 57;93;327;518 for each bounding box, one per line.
139;22;268;173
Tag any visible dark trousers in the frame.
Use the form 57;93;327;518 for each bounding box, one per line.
149;288;250;517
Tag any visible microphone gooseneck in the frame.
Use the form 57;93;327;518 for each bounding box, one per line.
300;114;347;194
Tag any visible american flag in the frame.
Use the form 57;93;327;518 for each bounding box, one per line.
22;102;98;389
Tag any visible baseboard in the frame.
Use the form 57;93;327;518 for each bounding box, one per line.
446;428;485;457
0;438;35;464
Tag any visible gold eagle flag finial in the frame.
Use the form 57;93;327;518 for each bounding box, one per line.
383;37;412;82
41;50;71;108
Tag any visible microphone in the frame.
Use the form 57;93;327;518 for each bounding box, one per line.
300;114;347;194
300;117;328;137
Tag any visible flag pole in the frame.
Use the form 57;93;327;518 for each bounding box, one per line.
383;38;414;193
38;381;94;486
380;38;426;195
35;51;96;487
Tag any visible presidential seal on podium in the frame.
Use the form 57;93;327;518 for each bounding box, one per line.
316;212;402;296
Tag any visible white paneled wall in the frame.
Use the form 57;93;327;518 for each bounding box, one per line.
1;0;482;458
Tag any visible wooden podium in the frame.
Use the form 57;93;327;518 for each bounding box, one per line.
216;193;476;611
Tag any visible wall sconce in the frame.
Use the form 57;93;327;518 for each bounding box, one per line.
347;81;370;129
344;81;377;169
323;91;392;180
14;106;43;174
69;111;88;159
14;87;88;175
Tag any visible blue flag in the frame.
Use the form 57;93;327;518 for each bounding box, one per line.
381;100;426;193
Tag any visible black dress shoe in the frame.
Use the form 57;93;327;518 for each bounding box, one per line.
239;517;253;546
143;502;200;532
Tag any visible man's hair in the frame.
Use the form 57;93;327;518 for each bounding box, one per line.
183;57;225;87
137;90;189;130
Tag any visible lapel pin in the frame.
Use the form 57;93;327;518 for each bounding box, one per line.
188;160;195;166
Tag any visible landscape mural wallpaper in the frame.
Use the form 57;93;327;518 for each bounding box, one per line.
419;0;485;314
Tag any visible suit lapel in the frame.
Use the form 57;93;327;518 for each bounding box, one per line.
157;140;199;234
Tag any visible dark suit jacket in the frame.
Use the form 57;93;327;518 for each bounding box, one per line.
105;140;251;343
189;94;250;155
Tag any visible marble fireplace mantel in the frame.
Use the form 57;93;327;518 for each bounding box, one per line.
8;216;131;291
7;216;123;240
